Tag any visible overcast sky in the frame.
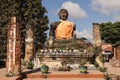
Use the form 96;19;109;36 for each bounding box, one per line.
42;0;120;42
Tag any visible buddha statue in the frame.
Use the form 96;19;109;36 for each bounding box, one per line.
49;9;76;48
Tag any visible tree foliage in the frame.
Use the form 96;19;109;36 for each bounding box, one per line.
0;0;49;56
100;22;120;47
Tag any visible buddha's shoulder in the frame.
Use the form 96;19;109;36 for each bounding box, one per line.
62;21;74;25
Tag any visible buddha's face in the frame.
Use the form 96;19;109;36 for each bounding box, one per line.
58;9;69;20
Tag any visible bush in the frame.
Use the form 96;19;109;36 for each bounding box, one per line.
80;66;87;74
58;66;72;71
104;73;110;80
94;61;99;67
41;64;49;73
27;61;34;69
79;59;87;67
99;67;106;72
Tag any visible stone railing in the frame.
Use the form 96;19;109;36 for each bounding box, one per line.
36;49;94;63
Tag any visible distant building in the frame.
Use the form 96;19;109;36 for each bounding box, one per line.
102;44;112;54
102;44;112;61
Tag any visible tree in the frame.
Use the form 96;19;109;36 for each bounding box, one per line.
100;22;120;47
113;22;120;46
100;22;120;59
0;0;49;58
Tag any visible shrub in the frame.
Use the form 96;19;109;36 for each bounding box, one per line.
79;59;87;67
99;67;106;72
94;61;99;67
27;61;34;69
41;64;49;73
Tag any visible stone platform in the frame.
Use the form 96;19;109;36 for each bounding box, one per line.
1;62;120;80
0;65;104;80
22;68;104;80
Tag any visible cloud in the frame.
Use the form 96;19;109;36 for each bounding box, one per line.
91;0;120;21
61;1;87;19
113;14;120;21
76;29;93;42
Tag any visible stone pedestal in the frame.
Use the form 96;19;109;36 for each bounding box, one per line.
6;17;21;76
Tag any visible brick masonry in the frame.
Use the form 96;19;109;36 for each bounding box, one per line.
6;16;21;76
93;23;101;47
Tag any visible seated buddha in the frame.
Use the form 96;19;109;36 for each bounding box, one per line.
49;9;76;48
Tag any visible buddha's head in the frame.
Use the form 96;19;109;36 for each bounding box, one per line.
58;9;69;21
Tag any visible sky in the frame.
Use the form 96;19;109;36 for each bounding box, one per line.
42;0;120;42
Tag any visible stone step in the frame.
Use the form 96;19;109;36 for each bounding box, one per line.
24;73;104;78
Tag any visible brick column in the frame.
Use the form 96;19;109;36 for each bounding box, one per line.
93;23;101;47
93;23;104;68
116;46;120;60
6;16;21;76
114;47;117;59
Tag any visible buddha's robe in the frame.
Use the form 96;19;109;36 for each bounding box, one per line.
55;21;74;39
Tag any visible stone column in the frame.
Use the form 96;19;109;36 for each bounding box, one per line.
6;16;21;76
93;23;104;68
24;24;34;62
93;23;101;47
116;46;120;60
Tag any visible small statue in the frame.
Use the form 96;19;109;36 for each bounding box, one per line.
49;9;76;48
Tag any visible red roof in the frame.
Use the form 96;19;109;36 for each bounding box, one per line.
102;44;112;52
